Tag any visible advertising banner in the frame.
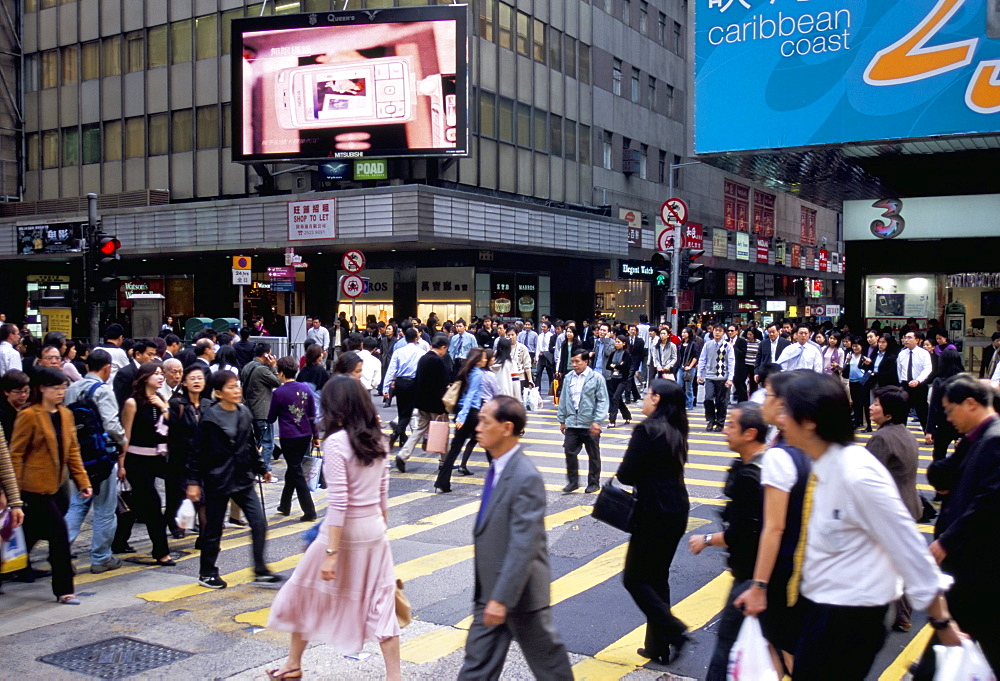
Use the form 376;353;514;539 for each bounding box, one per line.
712;228;729;257
621;208;643;247
736;232;751;261
288;199;335;240
756;237;769;263
694;0;1000;153
684;222;704;250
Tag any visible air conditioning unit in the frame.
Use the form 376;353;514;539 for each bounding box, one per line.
622;149;640;175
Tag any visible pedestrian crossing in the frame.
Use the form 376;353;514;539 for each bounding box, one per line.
9;398;943;680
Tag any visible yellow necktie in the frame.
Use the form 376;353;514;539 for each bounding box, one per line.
787;472;817;606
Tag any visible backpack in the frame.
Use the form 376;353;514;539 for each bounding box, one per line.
68;381;119;491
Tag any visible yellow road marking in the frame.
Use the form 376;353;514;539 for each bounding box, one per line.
878;625;933;681
386;501;481;541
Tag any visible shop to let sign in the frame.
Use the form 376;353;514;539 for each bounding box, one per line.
287;199;335;241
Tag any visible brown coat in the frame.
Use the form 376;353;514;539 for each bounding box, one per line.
9;403;89;495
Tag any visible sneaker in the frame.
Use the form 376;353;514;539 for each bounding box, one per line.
561;482;579;494
252;573;285;588
90;556;123;574
198;575;228;589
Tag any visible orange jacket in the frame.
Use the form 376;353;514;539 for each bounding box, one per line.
9;403;89;495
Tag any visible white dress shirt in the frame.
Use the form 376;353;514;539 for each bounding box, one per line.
801;444;951;610
357;348;382;391
896;346;933;384
0;340;21;375
487;445;519;494
776;341;824;373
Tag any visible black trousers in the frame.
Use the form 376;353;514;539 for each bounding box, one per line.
392;376;417;439
703;379;728;428
623;512;689;656
563;428;601;488
849;380;871;428
733;369;749;403
279;436;316;518
124;453;170;560
534;355;556;395
21;490;74;598
435;408;480;492
948;581;1000;673
932;422;959;461
793;597;888;681
627;369;642;402
744;366;758;399
164;461;188;534
903;382;929;430
706;578;753;681
200;485;267;577
607;377;632;424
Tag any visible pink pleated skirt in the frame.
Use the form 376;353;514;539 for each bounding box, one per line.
267;513;400;651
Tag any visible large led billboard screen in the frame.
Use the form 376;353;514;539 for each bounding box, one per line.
694;0;1000;154
233;6;468;161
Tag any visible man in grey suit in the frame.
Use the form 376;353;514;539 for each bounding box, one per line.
459;396;573;681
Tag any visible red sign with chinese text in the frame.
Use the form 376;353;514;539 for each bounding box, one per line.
684;222;704;249
756;238;769;263
726;272;737;296
819;249;828;271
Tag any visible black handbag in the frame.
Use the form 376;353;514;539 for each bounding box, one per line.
591;477;636;532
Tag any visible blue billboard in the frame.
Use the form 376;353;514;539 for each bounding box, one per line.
694;0;1000;153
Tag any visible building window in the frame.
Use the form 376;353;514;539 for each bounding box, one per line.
148;113;168;155
516;11;529;57
171;110;193;153
673;21;683;55
604;0;612;15
563;36;575;79
479;90;495;138
533;18;545;63
754;189;776;237
41;0;56;6
125;32;144;72
622;0;630;25
548;27;561;71
612;59;622;96
533;108;547;152
222;103;232;147
665;84;675;117
724;178;751;232
497;3;512;50
102;36;121;76
41;130;58;168
579;125;590;165
630;68;640;103
148;25;168;68
61;45;78;85
221;9;242;54
648;76;656;110
622;136;632;174
602;131;612;169
196;14;218;60
479;0;494;42
517;103;531;147
658;12;666;44
658;150;666;183
549;115;562;156
40;49;58;88
125;117;144;158
172;19;193;64
26;133;39;171
639;144;647;179
196;106;219;149
24;54;38;91
81;42;100;80
82;124;100;164
62;127;79;166
25;0;37;12
564;121;576;162
639;1;648;33
497;96;514;143
800;206;818;245
578;43;590;84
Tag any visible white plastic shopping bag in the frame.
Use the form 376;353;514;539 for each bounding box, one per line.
523;386;542;411
934;639;997;681
175;498;197;530
728;616;780;681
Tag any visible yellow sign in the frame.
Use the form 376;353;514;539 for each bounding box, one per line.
44;308;73;335
232;256;252;270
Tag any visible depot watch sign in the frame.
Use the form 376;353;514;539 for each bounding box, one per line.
695;0;1000;154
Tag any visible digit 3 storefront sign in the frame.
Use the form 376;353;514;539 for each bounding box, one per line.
694;0;1000;154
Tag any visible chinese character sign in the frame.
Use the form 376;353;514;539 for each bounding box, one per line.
756;237;769;263
288;199;336;241
695;0;1000;153
620;208;643;247
684;222;704;249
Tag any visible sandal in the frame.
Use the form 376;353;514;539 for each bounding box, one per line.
266;668;302;679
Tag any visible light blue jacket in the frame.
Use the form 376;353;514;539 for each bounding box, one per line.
457;367;486;424
557;367;610;428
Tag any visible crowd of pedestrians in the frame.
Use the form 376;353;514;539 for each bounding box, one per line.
0;310;997;679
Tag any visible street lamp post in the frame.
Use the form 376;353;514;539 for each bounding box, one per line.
667;161;701;331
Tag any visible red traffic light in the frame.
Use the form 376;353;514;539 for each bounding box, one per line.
98;237;120;256
686;248;705;261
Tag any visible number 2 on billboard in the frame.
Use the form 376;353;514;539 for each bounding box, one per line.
864;0;1000;113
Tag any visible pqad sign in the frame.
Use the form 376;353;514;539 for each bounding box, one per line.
695;0;1000;153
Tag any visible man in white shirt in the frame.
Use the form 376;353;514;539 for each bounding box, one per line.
0;323;22;375
357;336;382;393
896;330;933;429
100;324;130;379
448;319;476;375
778;372;961;679
533;320;556;396
306;317;331;354
776;324;824;373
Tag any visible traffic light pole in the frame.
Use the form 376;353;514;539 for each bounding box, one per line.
667;161;701;332
87;193;99;345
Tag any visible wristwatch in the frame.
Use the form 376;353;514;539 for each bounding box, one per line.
928;616;953;630
751;580;768;590
703;533;712;547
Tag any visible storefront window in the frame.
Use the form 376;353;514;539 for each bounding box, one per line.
595;279;649;321
864;274;938;330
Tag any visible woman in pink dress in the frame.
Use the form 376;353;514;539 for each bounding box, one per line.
266;375;401;680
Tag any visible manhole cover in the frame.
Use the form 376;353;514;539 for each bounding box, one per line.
38;636;192;678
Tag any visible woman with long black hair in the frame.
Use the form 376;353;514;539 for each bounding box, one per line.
267;375;400;680
121;361;174;565
616;379;690;664
434;347;491;492
166;364;207;539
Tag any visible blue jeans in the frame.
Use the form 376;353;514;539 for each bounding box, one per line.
677;368;697;409
65;463;119;566
254;419;274;472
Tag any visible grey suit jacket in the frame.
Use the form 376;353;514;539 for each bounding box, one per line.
473;446;552;612
866;423;922;521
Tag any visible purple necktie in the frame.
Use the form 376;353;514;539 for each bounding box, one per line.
477;464;496;528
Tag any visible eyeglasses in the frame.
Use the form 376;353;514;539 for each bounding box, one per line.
8;387;29;395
